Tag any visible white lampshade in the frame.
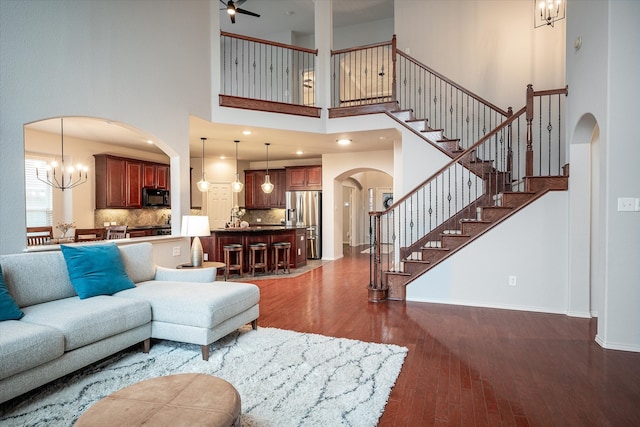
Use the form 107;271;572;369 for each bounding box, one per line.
181;215;211;267
181;215;211;237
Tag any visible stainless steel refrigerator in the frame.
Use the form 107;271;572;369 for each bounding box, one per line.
285;191;322;259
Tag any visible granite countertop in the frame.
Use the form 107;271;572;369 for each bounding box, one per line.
212;225;304;233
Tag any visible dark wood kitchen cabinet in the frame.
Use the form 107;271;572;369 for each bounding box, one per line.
94;154;142;208
143;163;169;189
245;169;286;208
285;165;322;191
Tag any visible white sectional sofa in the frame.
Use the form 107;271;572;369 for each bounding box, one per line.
0;242;259;404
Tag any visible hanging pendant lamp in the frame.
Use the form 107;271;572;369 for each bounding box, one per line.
261;142;274;194
196;137;211;192
231;140;244;193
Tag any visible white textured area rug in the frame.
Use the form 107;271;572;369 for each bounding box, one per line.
0;327;408;427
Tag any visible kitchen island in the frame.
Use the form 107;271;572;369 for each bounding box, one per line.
201;226;307;274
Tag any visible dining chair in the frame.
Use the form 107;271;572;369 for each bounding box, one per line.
106;225;128;240
74;228;106;242
26;226;53;246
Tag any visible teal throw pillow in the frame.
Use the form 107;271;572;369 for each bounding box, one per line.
60;243;135;299
0;264;24;321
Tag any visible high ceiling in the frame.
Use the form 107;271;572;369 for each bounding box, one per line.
26;0;396;163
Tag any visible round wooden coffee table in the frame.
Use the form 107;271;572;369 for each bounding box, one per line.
74;373;240;426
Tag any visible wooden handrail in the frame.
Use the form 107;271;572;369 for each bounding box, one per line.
380;105;527;213
533;86;569;97
220;31;318;55
331;39;393;56
396;50;511;118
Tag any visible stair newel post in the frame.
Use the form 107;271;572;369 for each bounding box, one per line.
391;34;397;105
525;84;535;177
368;211;387;302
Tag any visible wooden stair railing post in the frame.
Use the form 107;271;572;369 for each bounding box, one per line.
368;212;387;302
525;84;534;177
391;34;397;105
506;106;514;176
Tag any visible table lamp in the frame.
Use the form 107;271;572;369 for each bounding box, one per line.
181;215;211;267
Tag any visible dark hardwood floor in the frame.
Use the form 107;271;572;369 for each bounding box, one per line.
248;245;640;426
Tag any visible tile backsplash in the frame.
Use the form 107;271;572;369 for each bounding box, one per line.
242;209;286;225
94;209;172;227
94;208;285;228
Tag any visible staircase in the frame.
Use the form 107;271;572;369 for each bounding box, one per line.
383;177;568;301
368;84;569;302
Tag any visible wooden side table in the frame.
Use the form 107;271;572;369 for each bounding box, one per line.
177;261;227;280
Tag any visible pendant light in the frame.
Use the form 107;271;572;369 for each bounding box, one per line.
231;140;244;193
261;142;274;194
196;137;210;192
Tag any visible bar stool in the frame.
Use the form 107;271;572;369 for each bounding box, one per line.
248;242;268;276
223;243;243;280
271;241;291;275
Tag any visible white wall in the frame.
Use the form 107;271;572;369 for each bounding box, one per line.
394;0;566;109
565;0;640;351
407;192;569;313
0;0;212;254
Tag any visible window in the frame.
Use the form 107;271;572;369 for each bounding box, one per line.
25;154;53;226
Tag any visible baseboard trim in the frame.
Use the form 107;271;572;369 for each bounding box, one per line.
595;334;640;353
566;310;592;319
405;297;566;316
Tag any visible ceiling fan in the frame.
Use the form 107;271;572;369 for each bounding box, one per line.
220;0;260;24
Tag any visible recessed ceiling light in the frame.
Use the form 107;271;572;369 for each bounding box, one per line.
220;155;226;160
337;139;351;145
296;150;303;155
146;140;154;144
242;130;252;135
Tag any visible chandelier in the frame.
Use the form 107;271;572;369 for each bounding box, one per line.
534;0;565;28
36;118;88;191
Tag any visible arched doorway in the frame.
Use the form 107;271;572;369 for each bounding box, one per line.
23;116;172;241
337;169;393;258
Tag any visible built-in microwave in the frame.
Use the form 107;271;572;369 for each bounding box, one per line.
142;188;170;208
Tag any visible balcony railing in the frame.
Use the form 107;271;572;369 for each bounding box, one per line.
330;39;396;108
220;32;320;117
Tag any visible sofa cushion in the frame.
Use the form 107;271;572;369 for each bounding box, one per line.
118;242;156;283
21;296;151;351
115;281;259;329
60;243;135;299
0;251;76;307
0;320;64;380
0;265;23;321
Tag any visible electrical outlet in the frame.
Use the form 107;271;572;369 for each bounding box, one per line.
256;218;261;223
617;197;635;212
172;247;180;256
203;253;208;261
508;275;517;287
